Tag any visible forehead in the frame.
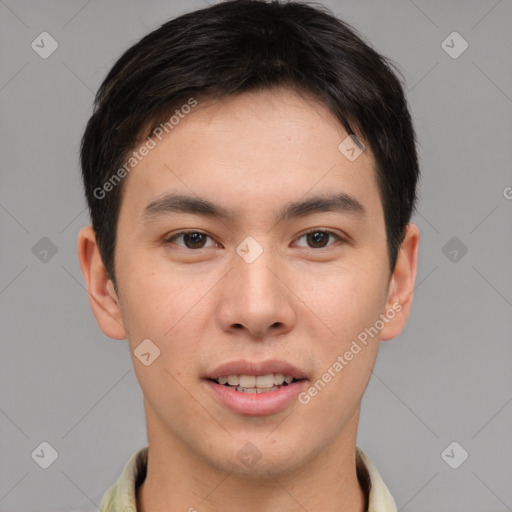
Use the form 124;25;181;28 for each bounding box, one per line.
119;87;382;223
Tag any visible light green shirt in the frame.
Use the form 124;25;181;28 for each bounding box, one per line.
100;445;397;512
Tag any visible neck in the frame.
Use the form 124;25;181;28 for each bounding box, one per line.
137;410;367;512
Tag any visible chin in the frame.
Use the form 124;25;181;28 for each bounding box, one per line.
204;436;316;479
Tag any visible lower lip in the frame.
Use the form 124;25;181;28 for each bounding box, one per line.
204;379;308;416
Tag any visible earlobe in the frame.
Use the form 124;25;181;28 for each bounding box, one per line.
380;223;420;341
77;226;127;340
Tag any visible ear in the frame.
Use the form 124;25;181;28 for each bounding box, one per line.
380;223;420;341
77;225;127;340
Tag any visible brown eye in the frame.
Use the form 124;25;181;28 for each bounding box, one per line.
306;231;329;248
166;231;215;250
295;230;342;249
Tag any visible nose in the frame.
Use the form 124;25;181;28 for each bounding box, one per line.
217;243;296;340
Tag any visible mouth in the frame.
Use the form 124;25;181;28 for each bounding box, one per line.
203;360;308;416
207;373;303;394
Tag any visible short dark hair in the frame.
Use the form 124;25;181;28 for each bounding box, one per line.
80;0;420;291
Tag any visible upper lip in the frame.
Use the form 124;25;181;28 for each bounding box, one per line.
205;359;308;380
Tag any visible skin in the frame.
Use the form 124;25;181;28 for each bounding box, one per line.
78;87;419;512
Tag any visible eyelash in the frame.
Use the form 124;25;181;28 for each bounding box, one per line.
164;228;345;251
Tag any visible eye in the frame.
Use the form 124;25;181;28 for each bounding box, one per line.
165;231;218;250
164;229;345;251
293;229;343;249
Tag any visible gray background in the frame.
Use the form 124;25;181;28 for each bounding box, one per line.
1;0;511;511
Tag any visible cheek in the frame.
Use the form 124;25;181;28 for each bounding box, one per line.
116;249;189;336
301;262;387;402
299;274;384;418
117;262;211;381
119;270;203;416
311;262;387;336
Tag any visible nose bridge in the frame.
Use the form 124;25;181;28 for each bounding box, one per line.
218;234;294;336
234;235;282;303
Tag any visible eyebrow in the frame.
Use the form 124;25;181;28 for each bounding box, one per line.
141;191;366;223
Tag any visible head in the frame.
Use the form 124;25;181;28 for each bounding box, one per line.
78;0;419;478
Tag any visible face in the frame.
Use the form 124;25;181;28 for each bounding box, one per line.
79;87;418;478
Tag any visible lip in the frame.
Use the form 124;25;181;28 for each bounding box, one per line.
203;359;308;416
204;379;308;416
205;359;308;380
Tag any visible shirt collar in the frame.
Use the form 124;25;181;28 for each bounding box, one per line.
100;445;397;512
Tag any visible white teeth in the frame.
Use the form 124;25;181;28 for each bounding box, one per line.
227;375;239;386
273;373;285;385
239;375;256;388
215;373;296;388
255;374;274;388
236;386;257;393
236;385;280;393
